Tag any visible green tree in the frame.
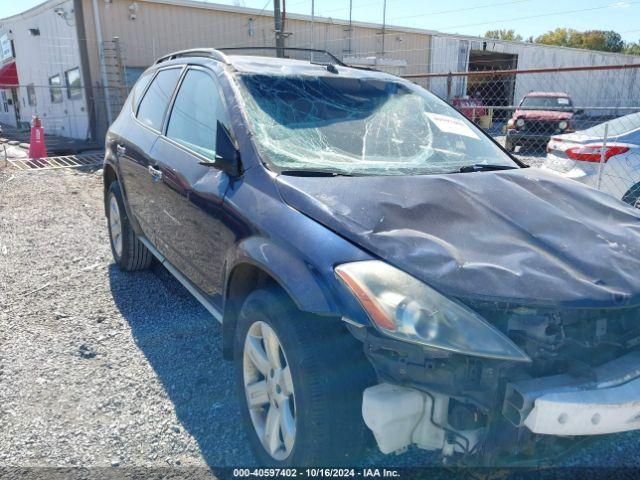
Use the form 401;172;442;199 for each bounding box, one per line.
624;41;640;56
535;28;624;53
535;28;577;48
484;29;523;42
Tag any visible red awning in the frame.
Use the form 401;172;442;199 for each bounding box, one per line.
0;61;18;87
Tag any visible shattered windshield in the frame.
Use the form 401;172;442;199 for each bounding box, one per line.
236;73;517;176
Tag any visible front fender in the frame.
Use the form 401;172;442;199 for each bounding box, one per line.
223;236;336;315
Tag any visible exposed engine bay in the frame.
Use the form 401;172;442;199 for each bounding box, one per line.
350;304;640;463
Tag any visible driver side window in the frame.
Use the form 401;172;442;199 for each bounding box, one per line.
166;69;229;160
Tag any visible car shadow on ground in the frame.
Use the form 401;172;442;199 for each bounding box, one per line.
107;262;255;468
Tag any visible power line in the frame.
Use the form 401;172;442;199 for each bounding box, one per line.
387;0;534;22
439;1;640;31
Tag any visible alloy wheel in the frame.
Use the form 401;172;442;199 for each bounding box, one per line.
109;194;123;258
242;321;296;461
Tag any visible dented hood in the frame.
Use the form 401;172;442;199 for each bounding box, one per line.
276;168;640;308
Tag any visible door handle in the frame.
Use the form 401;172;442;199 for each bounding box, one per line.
148;165;163;183
116;144;126;159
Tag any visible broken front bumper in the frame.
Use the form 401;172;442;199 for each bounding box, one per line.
504;350;640;436
363;350;640;457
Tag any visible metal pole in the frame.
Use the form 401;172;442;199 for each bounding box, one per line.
91;0;112;124
73;0;97;143
446;72;452;102
597;123;609;191
381;0;386;55
310;0;314;50
348;0;352;55
273;0;284;57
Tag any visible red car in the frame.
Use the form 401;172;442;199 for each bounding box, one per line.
505;92;579;152
451;96;488;123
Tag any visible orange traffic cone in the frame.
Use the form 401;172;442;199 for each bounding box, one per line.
28;115;47;159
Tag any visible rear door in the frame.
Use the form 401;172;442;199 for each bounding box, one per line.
117;67;183;241
148;67;235;297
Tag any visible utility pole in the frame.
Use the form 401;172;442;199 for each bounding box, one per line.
310;0;314;50
381;0;387;55
274;0;285;57
348;0;352;55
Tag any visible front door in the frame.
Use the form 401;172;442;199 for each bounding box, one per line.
149;67;235;297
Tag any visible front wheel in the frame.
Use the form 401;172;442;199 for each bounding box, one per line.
234;288;374;466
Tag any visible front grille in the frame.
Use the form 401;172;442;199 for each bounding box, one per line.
523;119;560;135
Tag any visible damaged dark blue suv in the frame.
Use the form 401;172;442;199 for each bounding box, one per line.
104;48;640;466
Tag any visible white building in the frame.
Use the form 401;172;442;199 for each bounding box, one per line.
0;0;89;139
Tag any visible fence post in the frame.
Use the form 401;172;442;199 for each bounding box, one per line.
596;123;609;191
446;72;452;102
114;36;127;102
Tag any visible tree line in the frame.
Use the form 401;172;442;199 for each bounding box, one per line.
483;28;640;55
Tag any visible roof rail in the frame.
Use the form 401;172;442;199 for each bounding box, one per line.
154;48;229;65
218;47;345;66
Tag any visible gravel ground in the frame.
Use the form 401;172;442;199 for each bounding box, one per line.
1;164;640;473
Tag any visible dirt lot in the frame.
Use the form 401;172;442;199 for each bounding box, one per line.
2;165;640;471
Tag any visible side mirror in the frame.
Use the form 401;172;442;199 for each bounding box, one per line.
213;120;240;176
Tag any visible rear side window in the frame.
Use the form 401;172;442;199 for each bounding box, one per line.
137;68;182;131
130;70;154;110
166;69;229;160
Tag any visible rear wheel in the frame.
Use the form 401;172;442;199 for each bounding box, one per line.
622;182;640;208
234;287;374;466
107;181;154;271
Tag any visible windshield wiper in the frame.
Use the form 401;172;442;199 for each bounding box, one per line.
457;164;519;173
279;169;351;177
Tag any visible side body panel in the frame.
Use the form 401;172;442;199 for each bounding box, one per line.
150;136;234;297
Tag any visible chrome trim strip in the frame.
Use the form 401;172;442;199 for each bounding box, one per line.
138;236;223;323
341;316;364;328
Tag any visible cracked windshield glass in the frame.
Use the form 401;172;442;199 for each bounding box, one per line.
237;73;518;175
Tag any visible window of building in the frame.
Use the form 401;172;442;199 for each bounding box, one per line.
27;84;36;107
1;90;8;113
136;68;182;131
49;74;62;103
166;69;229;160
64;67;82;99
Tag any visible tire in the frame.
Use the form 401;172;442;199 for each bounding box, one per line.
234;287;375;466
622;182;640;209
106;180;154;271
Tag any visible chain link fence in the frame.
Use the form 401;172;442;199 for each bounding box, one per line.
405;64;640;206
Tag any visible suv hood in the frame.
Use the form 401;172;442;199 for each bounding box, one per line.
514;109;574;121
276;169;640;308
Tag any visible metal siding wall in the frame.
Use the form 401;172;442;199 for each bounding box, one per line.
90;1;430;81
428;36;468;99
430;33;640;109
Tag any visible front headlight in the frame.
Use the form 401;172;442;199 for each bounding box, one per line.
558;120;569;131
515;118;525;128
335;261;530;362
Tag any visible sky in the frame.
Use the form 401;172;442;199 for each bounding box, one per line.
2;0;639;42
